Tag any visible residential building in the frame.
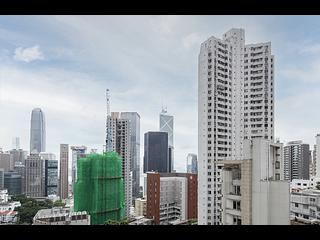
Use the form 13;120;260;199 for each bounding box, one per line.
0;210;18;224
291;177;320;190
310;150;315;177
160;108;174;172
187;153;198;174
144;131;170;173
291;188;320;224
25;153;45;197
106;112;132;218
33;207;90;225
146;172;197;225
284;141;310;181
221;139;289;225
4;171;21;196
70;146;87;193
120;112;141;201
59;144;69;200
315;134;320;178
198;28;275;225
30;108;46;153
135;198;146;217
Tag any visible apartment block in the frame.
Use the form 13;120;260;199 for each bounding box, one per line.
198;28;275;225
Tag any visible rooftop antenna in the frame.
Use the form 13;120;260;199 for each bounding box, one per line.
105;89;112;152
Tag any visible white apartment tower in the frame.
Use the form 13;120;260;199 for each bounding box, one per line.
315;134;320;178
106;112;132;218
198;28;275;225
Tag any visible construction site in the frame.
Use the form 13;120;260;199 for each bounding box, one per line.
73;152;125;225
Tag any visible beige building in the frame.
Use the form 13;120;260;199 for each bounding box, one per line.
59;144;69;200
135;198;146;217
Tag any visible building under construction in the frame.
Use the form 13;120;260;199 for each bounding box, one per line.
73;152;125;225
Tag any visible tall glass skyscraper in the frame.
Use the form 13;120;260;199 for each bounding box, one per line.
159;108;174;172
30;108;46;153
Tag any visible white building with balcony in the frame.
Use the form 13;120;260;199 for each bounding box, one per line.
221;139;290;225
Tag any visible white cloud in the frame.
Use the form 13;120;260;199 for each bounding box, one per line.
13;45;44;63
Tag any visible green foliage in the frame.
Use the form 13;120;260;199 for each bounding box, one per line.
53;200;66;207
11;195;54;224
104;218;128;225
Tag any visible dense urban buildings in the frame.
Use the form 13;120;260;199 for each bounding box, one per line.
33;207;90;225
30;108;46;153
160;108;174;172
39;153;58;196
284;141;310;181
59;144;69;200
0;169;4;189
106;112;132;218
14;162;25;194
146;172;197;225
70;146;87;192
221;139;289;225
74;152;125;225
315;134;320;178
198;28;276;225
25;153;45;197
144;131;170;173
0;151;13;171
120;112;141;200
134;198;146;217
291;177;320;190
187;153;198;174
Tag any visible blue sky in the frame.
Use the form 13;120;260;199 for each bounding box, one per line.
1;16;320;173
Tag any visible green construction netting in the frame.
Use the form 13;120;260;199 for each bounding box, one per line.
74;151;125;225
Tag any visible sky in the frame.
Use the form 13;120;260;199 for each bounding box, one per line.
2;16;320;175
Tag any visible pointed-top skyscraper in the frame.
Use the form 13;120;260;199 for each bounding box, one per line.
30;108;46;153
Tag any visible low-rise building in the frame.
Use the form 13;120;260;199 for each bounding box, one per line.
290;189;320;224
0;189;8;203
0;210;18;224
33;207;90;225
128;216;154;225
290;177;320;191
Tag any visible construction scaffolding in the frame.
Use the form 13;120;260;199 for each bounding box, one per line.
74;152;125;225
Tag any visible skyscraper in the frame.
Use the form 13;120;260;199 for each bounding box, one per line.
120;112;141;200
143;131;170;173
198;28;275;225
25;153;45;197
315;134;320;178
70;146;87;192
160;108;174;172
187;153;198;174
40;153;58;196
106;112;132;218
30;108;46;153
284;141;310;181
59;144;69;200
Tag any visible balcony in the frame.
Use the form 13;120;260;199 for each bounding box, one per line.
226;193;241;201
225;208;241;217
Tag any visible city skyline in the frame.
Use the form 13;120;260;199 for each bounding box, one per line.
2;16;320;173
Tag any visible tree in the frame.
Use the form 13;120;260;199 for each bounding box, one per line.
53;200;66;207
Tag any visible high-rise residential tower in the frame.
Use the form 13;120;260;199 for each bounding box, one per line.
30;108;46;153
187;153;198;174
70;146;87;192
283;141;310;181
198;28;275;225
160;108;174;172
315;134;320;178
143;131;170;173
59;144;69;200
120;112;141;200
106;112;132;218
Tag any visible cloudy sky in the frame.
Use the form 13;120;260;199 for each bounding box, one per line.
1;16;320;174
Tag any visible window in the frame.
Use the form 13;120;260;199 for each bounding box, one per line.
295;203;299;208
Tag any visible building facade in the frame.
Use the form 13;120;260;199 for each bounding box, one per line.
198;28;275;225
284;141;310;181
25;153;45;197
146;172;197;225
0;152;13;171
160;108;174;172
144;132;170;173
14;162;25;194
45;159;58;196
4;171;21;196
33;207;90;225
106;112;132;218
30;108;46;153
120;112;141;200
59;144;69;200
70;146;87;192
134;198;146;217
221;139;289;225
187;153;198;174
